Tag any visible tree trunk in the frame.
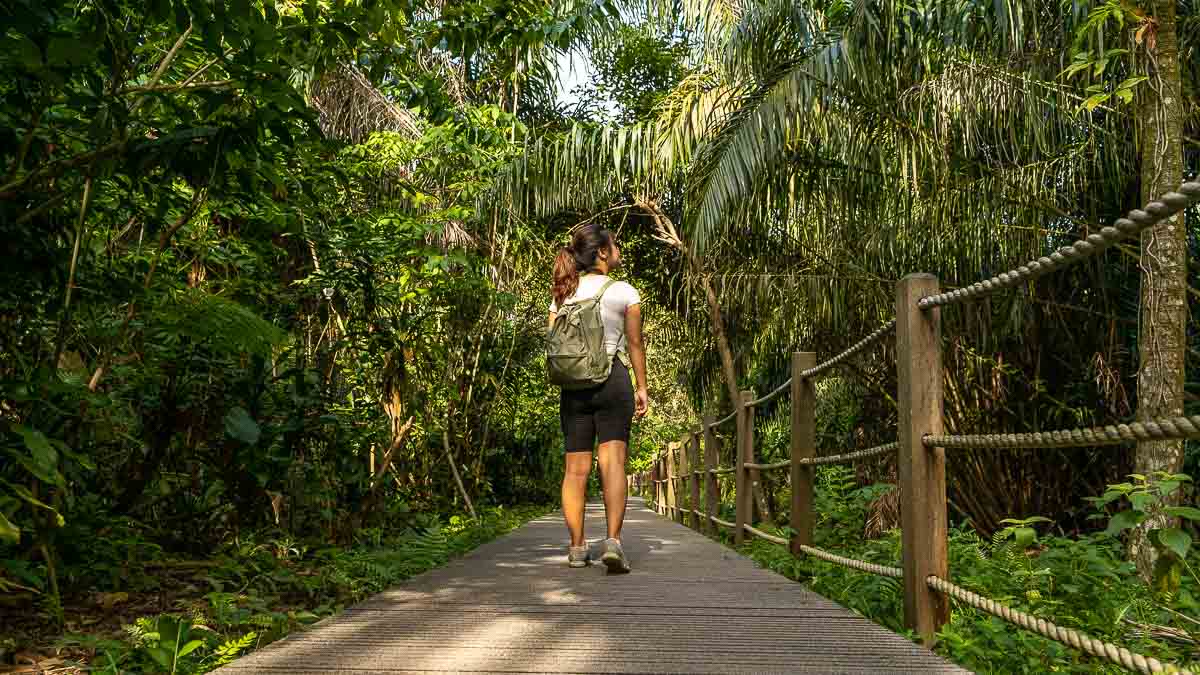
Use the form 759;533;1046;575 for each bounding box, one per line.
1131;0;1187;582
637;199;773;518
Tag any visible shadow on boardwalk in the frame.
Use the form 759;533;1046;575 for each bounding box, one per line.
218;498;969;673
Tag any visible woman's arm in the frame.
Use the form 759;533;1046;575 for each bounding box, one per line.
624;303;649;417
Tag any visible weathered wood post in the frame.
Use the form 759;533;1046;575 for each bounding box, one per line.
734;390;754;545
676;437;689;524
662;453;670;516
666;442;677;520
689;427;702;530
897;273;950;646
650;461;658;512
790;352;817;555
652;454;662;511
703;415;718;535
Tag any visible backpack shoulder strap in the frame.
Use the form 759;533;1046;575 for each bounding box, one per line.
594;278;618;300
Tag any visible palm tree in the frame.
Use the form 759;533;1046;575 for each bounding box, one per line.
490;0;1199;545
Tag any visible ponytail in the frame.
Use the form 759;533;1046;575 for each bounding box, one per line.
552;246;580;307
551;224;614;307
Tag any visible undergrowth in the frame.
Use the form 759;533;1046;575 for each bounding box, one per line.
4;505;550;674
714;465;1200;674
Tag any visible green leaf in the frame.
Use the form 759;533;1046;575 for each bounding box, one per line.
1129;491;1157;511
0;480;65;527
11;425;63;486
1105;509;1144;536
1165;506;1200;522
177;639;205;658
0;512;19;544
292;610;320;624
1116;75;1147;90
1082;93;1109;111
145;646;173;668
224;407;261;445
1159;528;1191;559
1013;527;1037;548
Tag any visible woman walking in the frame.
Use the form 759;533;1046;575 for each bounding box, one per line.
548;224;648;573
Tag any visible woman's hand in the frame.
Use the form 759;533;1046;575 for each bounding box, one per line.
635;387;649;418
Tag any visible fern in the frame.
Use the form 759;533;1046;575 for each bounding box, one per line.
208;632;257;668
151;290;287;357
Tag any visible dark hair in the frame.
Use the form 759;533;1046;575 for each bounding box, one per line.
552;224;614;307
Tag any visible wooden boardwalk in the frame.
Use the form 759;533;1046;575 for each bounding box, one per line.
219;498;969;673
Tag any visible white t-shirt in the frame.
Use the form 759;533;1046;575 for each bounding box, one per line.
549;275;641;356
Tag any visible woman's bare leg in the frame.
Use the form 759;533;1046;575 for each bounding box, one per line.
562;451;593;547
596;440;628;540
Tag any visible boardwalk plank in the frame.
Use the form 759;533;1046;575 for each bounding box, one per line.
219;499;970;674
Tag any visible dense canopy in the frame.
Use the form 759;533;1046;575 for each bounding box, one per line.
1;0;1198;672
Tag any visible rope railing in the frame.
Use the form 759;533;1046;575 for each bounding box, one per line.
926;414;1200;450
634;253;1198;673
744;320;898;408
798;544;904;579
927;576;1193;675
799;319;897;380
744;459;791;471
740;516;906;580
797;441;898;466
918;181;1200;310
742;523;788;546
746;378;791;407
709;409;737;428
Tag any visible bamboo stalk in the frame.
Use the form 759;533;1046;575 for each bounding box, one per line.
443;429;477;521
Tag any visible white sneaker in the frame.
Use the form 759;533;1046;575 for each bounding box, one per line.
601;538;631;574
567;545;590;568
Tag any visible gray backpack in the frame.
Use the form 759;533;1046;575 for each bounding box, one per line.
547;279;617;389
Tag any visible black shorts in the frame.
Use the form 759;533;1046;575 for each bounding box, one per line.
560;357;634;452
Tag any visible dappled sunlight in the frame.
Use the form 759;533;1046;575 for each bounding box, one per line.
218;499;966;673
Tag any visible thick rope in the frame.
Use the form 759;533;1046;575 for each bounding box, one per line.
927;576;1193;675
798;442;898;466
709;466;737;475
743;524;789;546
797;544;904;578
745;459;791;471
712;320;897;414
918;182;1200;310
711;515;736;529
709;410;737;428
748;378;792;407
926;415;1200;450
800;320;898;380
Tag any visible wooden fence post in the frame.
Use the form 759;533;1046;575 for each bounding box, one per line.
703;415;718;535
666;443;677;520
689;428;702;530
649;462;657;511
897;273;950;646
790;352;817;555
657;454;667;511
735;390;754;545
657;455;665;514
676;437;689;524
